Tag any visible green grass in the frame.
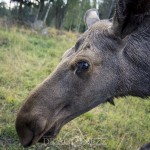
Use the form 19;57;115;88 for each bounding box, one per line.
0;26;150;150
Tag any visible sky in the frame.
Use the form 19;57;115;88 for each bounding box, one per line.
1;0;9;4
1;0;14;8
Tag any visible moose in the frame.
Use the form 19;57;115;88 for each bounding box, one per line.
16;0;150;149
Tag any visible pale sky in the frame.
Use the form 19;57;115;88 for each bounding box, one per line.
1;0;15;8
1;0;10;5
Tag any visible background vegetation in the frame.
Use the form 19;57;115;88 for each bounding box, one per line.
0;26;150;150
0;0;115;32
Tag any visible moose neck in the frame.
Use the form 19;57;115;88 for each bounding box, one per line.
121;22;150;98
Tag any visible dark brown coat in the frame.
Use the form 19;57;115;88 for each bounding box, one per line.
16;0;150;148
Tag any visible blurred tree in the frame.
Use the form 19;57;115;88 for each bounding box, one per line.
78;0;91;32
0;0;115;32
43;0;52;24
0;2;9;16
92;0;97;8
63;0;81;31
35;0;46;21
63;0;91;32
53;0;66;29
108;0;115;18
98;0;115;19
11;0;35;20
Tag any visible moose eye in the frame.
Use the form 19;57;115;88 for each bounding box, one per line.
75;60;90;75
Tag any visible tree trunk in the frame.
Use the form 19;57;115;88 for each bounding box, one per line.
108;0;115;18
43;0;51;24
35;0;44;21
9;0;11;11
18;0;23;20
76;0;84;32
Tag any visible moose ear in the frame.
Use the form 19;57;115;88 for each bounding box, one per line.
84;8;100;28
111;0;150;39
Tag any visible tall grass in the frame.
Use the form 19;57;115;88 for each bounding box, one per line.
0;27;150;150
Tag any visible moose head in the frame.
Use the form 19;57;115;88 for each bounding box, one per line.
16;0;150;148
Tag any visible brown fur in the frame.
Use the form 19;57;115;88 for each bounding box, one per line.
16;0;150;148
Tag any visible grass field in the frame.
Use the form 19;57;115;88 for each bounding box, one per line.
0;26;150;150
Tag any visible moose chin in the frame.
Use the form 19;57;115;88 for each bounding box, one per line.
16;0;150;149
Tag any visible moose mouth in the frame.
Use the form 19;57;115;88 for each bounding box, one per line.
24;122;61;148
38;123;61;143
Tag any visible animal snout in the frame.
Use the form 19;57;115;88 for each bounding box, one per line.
16;112;48;147
15;118;34;147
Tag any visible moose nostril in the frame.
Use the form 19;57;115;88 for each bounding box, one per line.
23;135;34;148
19;126;34;148
15;119;34;148
16;112;48;147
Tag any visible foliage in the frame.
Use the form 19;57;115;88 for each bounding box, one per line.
0;2;10;17
99;0;115;19
63;0;91;32
1;0;115;32
0;27;150;150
